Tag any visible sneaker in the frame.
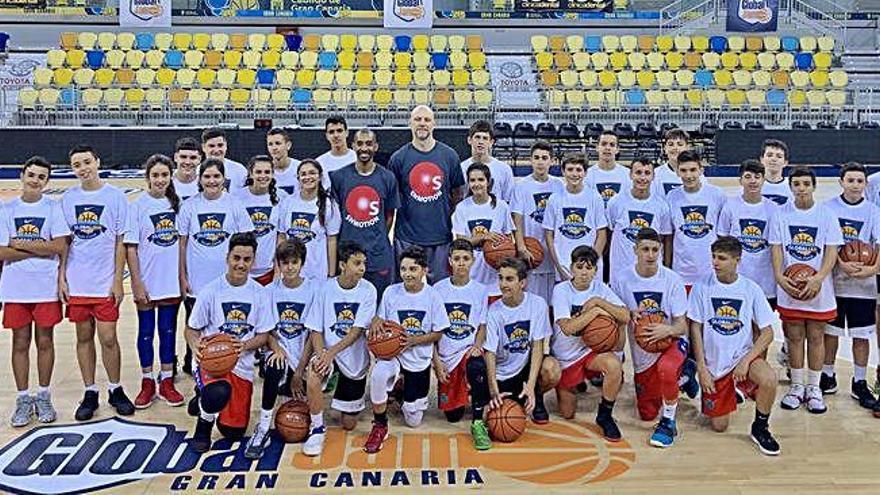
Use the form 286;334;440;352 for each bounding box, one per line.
851;379;877;410
596;414;622;442
75;390;100;421
649;417;677;448
191;417;214;453
680;358;700;399
471;419;491;451
805;385;827;414
34;390;57;423
158;377;185;407
780;384;804;410
10;395;34;427
750;425;780;456
819;373;838;395
134;378;157;409
109;387;135;416
303;426;327;456
531;399;550;425
363;422;389;454
244;424;271;459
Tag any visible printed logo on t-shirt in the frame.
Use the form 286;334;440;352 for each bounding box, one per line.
529;192;553;224
624;211;654;242
331;302;360;338
786;225;820;261
708;298;744;335
838;218;864;242
679;206;713;239
193;213;229;247
219;302;253;338
502;320;531;354
275;301;306;339
12;217;45;241
279;185;296;195
408;161;445;203
246;206;275;238
285;212;317;243
737;219;768;253
444;303;474;340
595;183;621;204
71;205;106;240
559;207;590;239
147;212;178;247
663;183;682;195
762;194;788;205
634;291;664;316
398;310;428;336
344;185;381;228
467;219;492;249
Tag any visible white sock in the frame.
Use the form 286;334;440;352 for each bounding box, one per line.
807;369;821;387
311;413;324;430
854;366;867;382
822;364;835;377
199;410;216;422
143;372;154;380
259;408;273;429
108;382;121;392
661;401;678;420
790;367;805;386
85;383;98;392
37;386;49;395
159;370;172;381
17;390;29;398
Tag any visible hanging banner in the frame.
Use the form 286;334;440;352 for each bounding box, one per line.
487;55;541;108
383;0;433;29
726;0;778;32
514;0;612;11
119;0;171;28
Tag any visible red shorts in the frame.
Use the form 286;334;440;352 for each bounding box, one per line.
438;356;469;412
778;306;837;323
3;302;63;329
66;296;119;323
557;352;600;390
701;372;756;418
199;368;253;429
253;269;275;287
633;343;687;421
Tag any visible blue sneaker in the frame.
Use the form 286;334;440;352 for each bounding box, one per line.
649;417;677;448
680;358;699;399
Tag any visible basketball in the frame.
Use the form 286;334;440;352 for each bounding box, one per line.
368;319;405;360
274;399;310;443
199;333;239;376
486;398;527;443
634;312;672;354
523;236;545;269
783;263;818;301
483;236;518;269
839;240;877;265
580;314;619;354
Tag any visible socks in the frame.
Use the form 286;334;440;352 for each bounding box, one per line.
597;397;615;418
807;369;821;387
472;405;484;421
822;364;835;377
85;383;98;393
259;408;273;429
37;386;49;395
311;413;325;430
199;409;217;422
790;367;805;386
854;366;867;382
753;410;770;430
108;382;121;393
661;401;678;420
374;411;388;426
159;370;172;381
143;372;154;380
17;390;29;398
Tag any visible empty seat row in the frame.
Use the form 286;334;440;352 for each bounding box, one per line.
536;50;833;72
532;34;835;54
540;68;848;90
545;88;847;108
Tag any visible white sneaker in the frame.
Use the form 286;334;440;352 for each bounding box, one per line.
805;385;827;414
780;384;805;410
402;408;424;427
302;426;326;457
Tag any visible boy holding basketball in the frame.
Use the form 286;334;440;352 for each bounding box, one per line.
771;166;842;414
551;246;629;441
364;246;449;453
690;236;780;455
186;232;273;453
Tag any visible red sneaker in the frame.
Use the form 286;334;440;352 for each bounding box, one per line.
363;422;389;454
158;377;185;407
134;378;156;409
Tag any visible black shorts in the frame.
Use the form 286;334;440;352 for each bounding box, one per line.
402;365;432;403
498;360;532;406
828;297;876;338
332;363;367;414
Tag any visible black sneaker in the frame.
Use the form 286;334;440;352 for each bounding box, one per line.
191;418;214;453
532;399;549;424
74;390;100;421
596;414;622;442
820;373;838;395
109;388;135;416
750;424;780;456
851;379;877;410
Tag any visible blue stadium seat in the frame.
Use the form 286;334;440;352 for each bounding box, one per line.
795;52;813;70
164;50;183;69
709;36;727;53
781;36;799;52
431;52;448;70
625;89;646;105
694;69;714;87
585;35;602;53
292;88;311;105
60;87;77;106
257;68;275;86
767;89;786;105
318;51;337;70
0;32;9;52
85;50;105;69
135;32;154;51
285;34;302;51
394;35;412;52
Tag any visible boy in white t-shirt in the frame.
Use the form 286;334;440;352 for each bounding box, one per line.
650;128;689;198
460;120;515;202
201;127;248;192
172;137;201;202
585;131;631;206
689;236;780;456
364;246;448;454
266;128;302;195
759;139;792;206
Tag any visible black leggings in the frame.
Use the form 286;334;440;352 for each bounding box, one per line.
444;356;491;423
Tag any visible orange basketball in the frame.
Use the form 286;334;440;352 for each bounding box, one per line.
483;236;517;269
634;312;673;354
839;240;877;265
783;263;818;301
523;237;545;269
368;320;405;360
486;398;527;443
274;399;310;443
200;333;239;376
580;314;619;354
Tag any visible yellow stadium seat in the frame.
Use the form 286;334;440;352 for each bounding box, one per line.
122;50;144;69
829;70;848;88
665;51;683;70
745;36;763;52
116;68;135;86
554;52;572;70
246;33;265;51
66;49;86;68
394;68;413;87
60;32;77;50
154;33;172;51
394;88;412;107
144;88;165;108
656;70;674;88
33;68;53;87
573;52;591;70
468;51;487;69
328;88;347;107
771;70;789;88
339;34;357;52
757;51;776;70
637;70;655;89
644;89;663;106
192;33;211;51
827;90;846;107
124;87;145;107
733;69;753;86
714;69;733;88
229;34;247;51
358;34;375;52
657;35;674;53
53;67;73;86
281;51;299;68
312;88;331;109
452;69;470;87
705;89;725;107
788;89;806;106
546;89;564;109
684;51;702;69
230;88;250;108
579;70;597;87
412;34;429;52
430;35;447;52
73;68;94;86
236;68;257;87
806;89;826;106
47;50;66;69
375;69;392;86
216;68;236;87
692;36;709;52
144;50;164;69
810;70;829;88
542;35;560;52
602;35;620;52
585;90;604;108
266;33;284;51
434;88;453;108
37;88;60;107
720;52;739;69
628;52;646;70
222;50;242;69
413;69;431;86
674;35;691;52
591;52;609;70
617;70;635;87
746;89;765;106
78;32;97;50
376;35;394;51
448;50;466;69
242;50;261;69
790;70;810;88
813;52;832;70
702;52;721;69
466;35;482;52
598;70;616;88
81;88;101;107
296;69;315;86
101;49;123;69
739;51;758;70
189;88;209;107
433;69;451;87
208;88;230;107
609;51;627;70
560;70;578;88
275;68;294;86
168;88;187;107
776;52;794;70
536;52;553;71
540;70;558;86
637;35;654;53
184;50;203;69
799;36;816;52
176;68;196;87
197;68;216;87
356;51;373;69
262;51;281;69
817;36;835;53
454;88;473;107
413;51;430;69
728;36;745;52
646;52;665;70
393;52;412;69
96;32;115;50
156;68;175;87
474;89;492;109
375;88;393;107
665;89;684;106
320;34;338;52
675;69;695;87
355;69;373;87
173;33;192;50
211;33;229;51
271;88;291;107
566;35;584;52
375;51;393;69
448;35;465;51
94;68;114;87
353;89;372;109
335;69;354;86
300;51;318;69
620;35;637;53
752;70;771;87
605;90;624;107
103;88;124;109
727;89;746;106
338;51;356;70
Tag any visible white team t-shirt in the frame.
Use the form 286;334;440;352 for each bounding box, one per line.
667;184;726;285
270;277;318;366
769;202;844;312
542;187;607;279
224;158;249;192
307;277;376;380
484;293;551;380
273;158;302;196
317;149;356;188
172;176;199;202
605;189;672;280
460;157;515;203
611;265;688;373
551;279;624;369
451;196;515;285
717;196;779;297
824;195;880;299
178;192;254;297
433;278;489;370
277;194;342;281
651;163;682;198
124;194;181;300
377;283;450;372
688;274;775;379
0;197;69;303
233;188;285;277
509;175;565;275
61;184;128;297
188;276;274;382
585;163;632;206
761;179;792;206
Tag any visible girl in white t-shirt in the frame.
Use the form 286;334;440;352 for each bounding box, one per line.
237;155;284;285
125;154;185;409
